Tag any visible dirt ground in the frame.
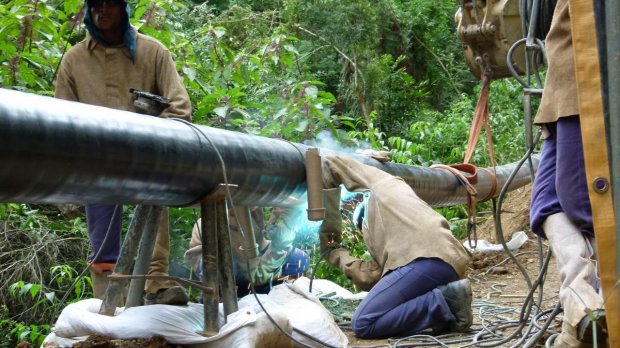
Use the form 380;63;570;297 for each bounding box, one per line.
48;184;564;347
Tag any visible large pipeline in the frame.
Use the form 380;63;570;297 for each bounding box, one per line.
0;89;538;207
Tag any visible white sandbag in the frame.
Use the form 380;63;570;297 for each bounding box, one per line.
189;310;293;348
294;276;368;300
44;299;285;347
44;284;347;347
240;283;348;347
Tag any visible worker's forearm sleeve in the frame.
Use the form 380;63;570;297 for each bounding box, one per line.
327;249;382;291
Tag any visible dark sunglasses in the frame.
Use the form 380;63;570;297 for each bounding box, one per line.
88;0;125;8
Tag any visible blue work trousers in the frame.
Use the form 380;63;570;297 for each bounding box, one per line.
352;258;459;338
86;204;123;263
530;116;593;238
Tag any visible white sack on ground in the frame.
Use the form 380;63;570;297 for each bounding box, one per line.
463;230;529;253
44;283;347;348
239;283;348;347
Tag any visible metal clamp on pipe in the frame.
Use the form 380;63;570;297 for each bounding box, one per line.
306;148;325;221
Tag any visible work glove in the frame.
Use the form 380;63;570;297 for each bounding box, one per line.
247;244;290;285
247;209;297;285
319;187;343;253
326;248;382;291
355;149;391;163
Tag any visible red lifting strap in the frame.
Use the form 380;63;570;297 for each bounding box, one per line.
434;72;498;249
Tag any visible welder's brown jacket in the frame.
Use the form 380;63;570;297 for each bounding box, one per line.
55;29;191;120
535;0;577;125
323;156;471;291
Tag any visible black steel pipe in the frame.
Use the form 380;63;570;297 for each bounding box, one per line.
0;89;538;207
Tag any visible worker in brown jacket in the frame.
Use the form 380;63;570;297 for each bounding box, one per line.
55;0;191;305
320;155;472;338
529;0;606;345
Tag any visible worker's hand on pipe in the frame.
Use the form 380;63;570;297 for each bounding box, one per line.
356;149;391;163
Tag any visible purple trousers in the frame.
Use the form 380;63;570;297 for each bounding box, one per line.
86;204;123;263
530;116;594;238
352;258;459;338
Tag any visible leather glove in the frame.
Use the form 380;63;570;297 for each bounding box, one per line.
247;245;289;285
326;248;382;291
319;187;343;253
355;149;391;163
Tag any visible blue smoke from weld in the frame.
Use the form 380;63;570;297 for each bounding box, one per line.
285;193;321;246
293;130;375;246
341;188;364;202
287;188;365;245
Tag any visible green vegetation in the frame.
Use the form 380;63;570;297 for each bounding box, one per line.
0;0;530;344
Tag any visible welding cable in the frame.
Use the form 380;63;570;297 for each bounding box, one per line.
308;248;334;294
174;118;340;348
470;132;544;348
53;204;122;320
545;332;560;347
392;334;453;348
523;302;563;347
170;119;246;240
347;343;391;348
509;244;555;347
391;332;481;347
247;267;340;348
470;249;557;347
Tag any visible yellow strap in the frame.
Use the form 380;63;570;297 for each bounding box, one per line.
570;0;619;344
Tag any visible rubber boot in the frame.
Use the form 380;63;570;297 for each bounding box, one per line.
89;263;115;299
319;187;342;253
438;279;473;332
543;213;605;346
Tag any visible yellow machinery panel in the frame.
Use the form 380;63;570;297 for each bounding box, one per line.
456;0;525;79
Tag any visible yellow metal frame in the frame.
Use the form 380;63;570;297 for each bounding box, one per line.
570;0;619;345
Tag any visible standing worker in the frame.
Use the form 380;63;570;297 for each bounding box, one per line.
319;155;472;338
55;0;192;305
529;0;607;345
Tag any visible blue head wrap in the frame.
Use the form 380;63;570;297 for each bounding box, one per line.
83;1;137;58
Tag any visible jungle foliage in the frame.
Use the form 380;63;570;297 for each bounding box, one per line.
0;0;531;343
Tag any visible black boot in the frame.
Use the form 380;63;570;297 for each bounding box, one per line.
438;279;473;332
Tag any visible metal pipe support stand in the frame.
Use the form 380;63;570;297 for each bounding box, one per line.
199;183;239;336
99;205;160;315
